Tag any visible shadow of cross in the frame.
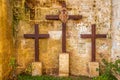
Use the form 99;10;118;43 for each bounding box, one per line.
24;24;50;62
46;1;82;53
80;24;107;62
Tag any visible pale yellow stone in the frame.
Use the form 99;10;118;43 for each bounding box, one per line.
59;53;69;77
32;62;42;76
88;62;99;77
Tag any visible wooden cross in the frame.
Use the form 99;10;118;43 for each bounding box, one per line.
24;24;49;62
46;1;82;53
80;24;107;62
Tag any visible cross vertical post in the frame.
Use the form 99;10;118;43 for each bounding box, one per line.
92;24;96;61
62;23;66;52
35;24;39;61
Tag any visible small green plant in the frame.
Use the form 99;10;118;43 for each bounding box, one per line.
24;63;32;75
112;59;120;80
8;57;18;80
93;59;120;80
18;74;91;80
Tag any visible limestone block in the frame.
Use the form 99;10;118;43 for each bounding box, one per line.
88;62;99;77
77;43;86;54
115;5;120;19
112;0;120;6
13;1;22;7
59;53;69;77
35;8;41;20
36;0;51;7
16;67;25;75
77;23;91;34
48;31;62;40
32;62;42;76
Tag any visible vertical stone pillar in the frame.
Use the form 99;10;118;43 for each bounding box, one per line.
112;3;120;80
32;62;42;76
59;53;69;77
0;0;13;80
112;0;120;60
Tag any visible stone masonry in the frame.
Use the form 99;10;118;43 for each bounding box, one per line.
3;0;120;79
15;0;112;76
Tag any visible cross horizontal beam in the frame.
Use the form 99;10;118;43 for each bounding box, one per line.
24;34;49;39
81;34;107;38
46;15;59;20
69;15;82;20
46;15;82;20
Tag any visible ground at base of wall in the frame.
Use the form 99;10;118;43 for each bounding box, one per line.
18;74;92;80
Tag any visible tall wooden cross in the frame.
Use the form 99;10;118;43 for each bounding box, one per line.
24;24;49;62
46;1;82;53
80;24;107;62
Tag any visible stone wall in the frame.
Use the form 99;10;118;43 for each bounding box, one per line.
112;0;120;60
0;0;13;80
0;0;114;79
16;0;112;76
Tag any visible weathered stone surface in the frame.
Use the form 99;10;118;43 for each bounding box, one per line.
32;62;42;76
59;53;69;77
16;21;34;68
0;0;114;79
48;31;62;40
112;0;120;62
0;0;13;80
88;62;99;77
16;0;112;76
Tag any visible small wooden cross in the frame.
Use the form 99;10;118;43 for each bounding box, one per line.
24;24;49;62
46;1;82;53
80;24;107;62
